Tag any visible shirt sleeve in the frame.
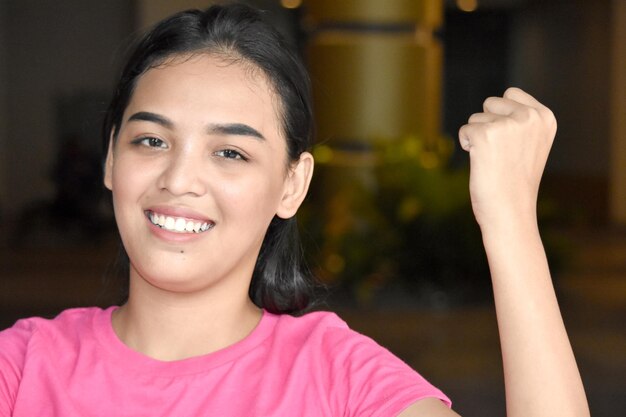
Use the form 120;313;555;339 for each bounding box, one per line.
0;319;35;416
322;325;451;417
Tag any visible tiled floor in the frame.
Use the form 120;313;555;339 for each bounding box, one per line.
1;228;624;416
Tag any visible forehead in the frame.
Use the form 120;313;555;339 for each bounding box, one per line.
126;53;284;137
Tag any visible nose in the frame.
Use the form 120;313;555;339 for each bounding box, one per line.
156;148;207;197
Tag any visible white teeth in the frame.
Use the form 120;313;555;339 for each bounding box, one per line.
148;212;212;234
174;218;186;232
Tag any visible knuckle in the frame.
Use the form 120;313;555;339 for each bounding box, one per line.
537;107;557;133
480;124;496;142
503;87;519;98
502;116;518;131
543;107;556;123
516;106;539;123
468;113;481;123
483;96;497;109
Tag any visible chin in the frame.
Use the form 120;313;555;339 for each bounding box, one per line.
129;259;202;292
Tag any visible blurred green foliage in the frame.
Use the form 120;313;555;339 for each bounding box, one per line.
300;134;569;307
299;135;496;306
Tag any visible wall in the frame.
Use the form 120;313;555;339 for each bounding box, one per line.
0;0;298;233
0;2;7;217
508;0;611;177
2;0;133;216
0;0;8;218
136;0;213;28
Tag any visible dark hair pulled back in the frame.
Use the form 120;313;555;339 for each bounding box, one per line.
103;3;317;315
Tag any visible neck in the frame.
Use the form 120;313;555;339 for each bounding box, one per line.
111;271;262;361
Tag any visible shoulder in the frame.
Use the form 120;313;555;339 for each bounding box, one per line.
0;307;110;369
0;307;109;414
271;310;402;361
270;309;411;363
270;310;369;354
265;310;386;373
272;310;349;335
1;307;108;342
268;310;451;415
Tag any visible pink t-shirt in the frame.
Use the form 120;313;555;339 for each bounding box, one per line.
0;307;450;416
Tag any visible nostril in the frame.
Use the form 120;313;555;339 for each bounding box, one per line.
156;155;207;197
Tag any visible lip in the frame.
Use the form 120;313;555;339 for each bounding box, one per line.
144;205;215;243
145;205;214;223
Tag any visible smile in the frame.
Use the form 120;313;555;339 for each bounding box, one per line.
146;210;214;234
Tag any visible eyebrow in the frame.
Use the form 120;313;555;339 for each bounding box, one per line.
127;111;173;129
206;123;265;140
126;111;265;140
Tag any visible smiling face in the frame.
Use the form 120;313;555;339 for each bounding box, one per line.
104;53;312;298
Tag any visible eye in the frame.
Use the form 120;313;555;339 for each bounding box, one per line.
214;149;248;161
132;136;167;149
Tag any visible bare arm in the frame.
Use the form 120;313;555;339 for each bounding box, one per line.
400;88;589;417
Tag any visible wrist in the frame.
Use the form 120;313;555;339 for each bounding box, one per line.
477;208;540;243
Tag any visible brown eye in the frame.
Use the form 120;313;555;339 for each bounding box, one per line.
132;137;167;149
215;149;247;161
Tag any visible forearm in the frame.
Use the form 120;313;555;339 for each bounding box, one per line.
481;219;589;417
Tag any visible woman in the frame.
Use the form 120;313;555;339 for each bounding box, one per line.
0;4;589;416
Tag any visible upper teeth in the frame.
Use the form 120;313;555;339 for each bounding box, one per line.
149;212;212;233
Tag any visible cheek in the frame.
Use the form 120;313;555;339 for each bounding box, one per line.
110;157;154;209
216;171;285;220
116;151;162;185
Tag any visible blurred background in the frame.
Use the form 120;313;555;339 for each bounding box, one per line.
0;0;624;415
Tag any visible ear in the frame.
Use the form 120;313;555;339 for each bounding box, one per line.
276;151;314;219
103;132;115;191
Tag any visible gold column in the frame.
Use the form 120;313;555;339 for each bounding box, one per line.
303;1;445;288
306;0;443;148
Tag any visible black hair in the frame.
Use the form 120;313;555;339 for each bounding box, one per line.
103;3;318;315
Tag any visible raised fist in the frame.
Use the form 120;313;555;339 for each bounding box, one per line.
458;87;557;229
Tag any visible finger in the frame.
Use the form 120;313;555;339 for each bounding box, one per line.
503;87;543;109
482;96;525;116
458;123;486;152
458;124;471;151
468;112;498;124
504;87;556;128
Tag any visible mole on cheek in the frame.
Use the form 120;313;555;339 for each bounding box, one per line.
180;250;184;254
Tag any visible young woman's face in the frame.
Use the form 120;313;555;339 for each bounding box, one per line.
104;54;312;296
